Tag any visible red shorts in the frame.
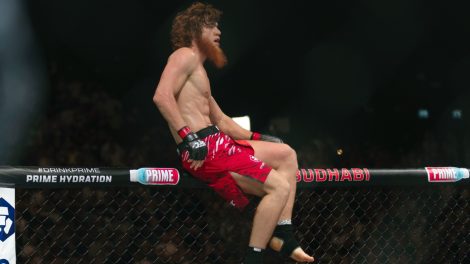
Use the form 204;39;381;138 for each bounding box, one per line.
180;128;272;209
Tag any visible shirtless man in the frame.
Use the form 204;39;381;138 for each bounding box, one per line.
153;2;314;263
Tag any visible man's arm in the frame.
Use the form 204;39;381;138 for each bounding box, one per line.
153;48;196;132
209;96;283;143
154;48;208;164
209;96;252;140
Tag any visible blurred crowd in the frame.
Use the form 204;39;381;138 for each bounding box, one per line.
22;61;178;169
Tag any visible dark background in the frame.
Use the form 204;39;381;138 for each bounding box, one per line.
1;0;469;168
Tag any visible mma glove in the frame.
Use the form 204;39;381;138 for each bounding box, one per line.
250;132;283;143
178;126;208;160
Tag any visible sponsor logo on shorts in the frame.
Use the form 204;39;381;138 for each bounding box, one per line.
249;156;266;169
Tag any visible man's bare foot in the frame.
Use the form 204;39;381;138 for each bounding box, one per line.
269;237;314;262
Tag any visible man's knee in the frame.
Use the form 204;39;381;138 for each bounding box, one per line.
280;144;298;178
276;144;297;164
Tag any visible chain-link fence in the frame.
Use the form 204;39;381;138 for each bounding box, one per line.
15;185;469;264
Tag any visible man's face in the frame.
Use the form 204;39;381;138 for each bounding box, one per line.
198;23;227;68
201;23;221;47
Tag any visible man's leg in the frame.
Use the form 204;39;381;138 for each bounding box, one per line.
243;141;297;218
244;141;314;262
231;169;289;263
231;169;290;248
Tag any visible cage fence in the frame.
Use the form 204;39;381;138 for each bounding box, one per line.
15;185;469;264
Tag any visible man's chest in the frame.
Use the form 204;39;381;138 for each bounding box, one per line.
189;68;211;97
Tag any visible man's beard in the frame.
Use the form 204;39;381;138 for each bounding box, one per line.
197;38;227;68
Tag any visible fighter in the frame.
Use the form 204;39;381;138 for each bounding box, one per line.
153;2;314;263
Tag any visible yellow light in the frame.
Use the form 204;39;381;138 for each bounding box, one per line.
337;149;343;156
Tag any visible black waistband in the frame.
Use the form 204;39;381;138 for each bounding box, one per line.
195;125;219;139
177;125;219;153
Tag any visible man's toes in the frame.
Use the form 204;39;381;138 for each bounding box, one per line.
291;247;315;262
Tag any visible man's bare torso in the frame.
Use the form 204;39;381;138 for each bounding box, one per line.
170;61;213;143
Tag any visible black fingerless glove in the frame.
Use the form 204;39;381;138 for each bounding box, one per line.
250;132;283;143
178;126;208;160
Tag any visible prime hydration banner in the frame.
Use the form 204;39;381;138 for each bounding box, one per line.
0;187;15;264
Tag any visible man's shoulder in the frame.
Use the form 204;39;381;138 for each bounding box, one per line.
167;47;198;69
169;47;196;61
